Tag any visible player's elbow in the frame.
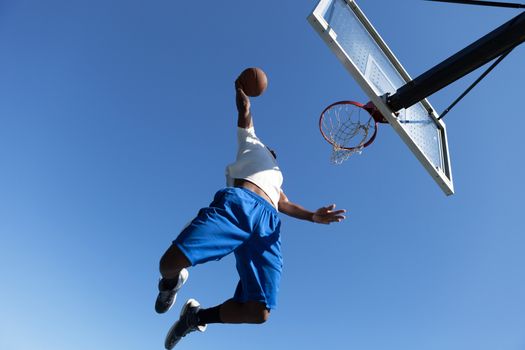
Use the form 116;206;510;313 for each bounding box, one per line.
277;199;289;214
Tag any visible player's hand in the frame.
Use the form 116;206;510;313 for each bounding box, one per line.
235;80;251;117
312;204;346;224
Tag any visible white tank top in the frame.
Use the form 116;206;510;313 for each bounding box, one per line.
225;127;283;209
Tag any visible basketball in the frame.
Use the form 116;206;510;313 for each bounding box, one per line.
237;67;268;97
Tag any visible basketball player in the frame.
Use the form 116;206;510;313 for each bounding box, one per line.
156;77;346;349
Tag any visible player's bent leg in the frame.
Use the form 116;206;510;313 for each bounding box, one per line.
163;298;270;349
156;245;191;314
219;299;270;324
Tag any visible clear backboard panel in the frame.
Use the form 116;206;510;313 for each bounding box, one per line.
308;0;454;195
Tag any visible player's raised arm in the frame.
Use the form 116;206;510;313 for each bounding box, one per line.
235;68;268;129
235;81;253;129
278;191;347;224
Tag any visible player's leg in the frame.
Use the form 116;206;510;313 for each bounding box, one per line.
206;299;270;324
162;188;280;348
164;299;269;349
169;218;281;326
155;244;191;314
163;226;280;348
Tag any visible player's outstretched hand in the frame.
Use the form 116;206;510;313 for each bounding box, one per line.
312;204;346;224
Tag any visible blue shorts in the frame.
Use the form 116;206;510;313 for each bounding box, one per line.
174;187;283;310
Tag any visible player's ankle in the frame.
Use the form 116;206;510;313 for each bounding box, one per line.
197;305;223;325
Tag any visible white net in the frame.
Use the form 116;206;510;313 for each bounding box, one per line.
331;145;364;165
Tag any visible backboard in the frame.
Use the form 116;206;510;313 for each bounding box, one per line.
308;0;454;195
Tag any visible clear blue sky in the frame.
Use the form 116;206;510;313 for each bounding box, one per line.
1;1;524;349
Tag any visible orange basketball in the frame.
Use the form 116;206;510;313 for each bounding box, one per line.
237;67;268;97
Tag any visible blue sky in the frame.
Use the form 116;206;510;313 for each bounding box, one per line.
1;1;524;349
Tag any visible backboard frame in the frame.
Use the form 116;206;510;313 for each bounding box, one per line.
308;0;454;195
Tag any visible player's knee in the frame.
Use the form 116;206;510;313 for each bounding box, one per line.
159;250;180;276
256;309;270;324
159;245;190;276
248;303;270;324
159;250;172;274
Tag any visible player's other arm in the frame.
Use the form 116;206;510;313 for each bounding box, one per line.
235;80;253;129
278;191;346;224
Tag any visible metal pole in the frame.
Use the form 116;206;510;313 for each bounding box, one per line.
425;0;525;10
387;11;525;112
437;47;513;120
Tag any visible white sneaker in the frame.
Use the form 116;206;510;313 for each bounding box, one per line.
155;268;189;314
164;299;207;350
